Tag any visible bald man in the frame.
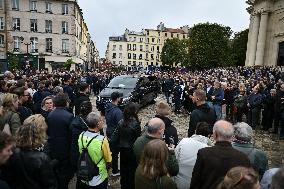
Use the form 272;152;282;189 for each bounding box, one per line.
133;117;179;176
190;120;250;189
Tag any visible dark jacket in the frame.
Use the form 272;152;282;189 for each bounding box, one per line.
188;103;216;137
17;106;33;124
47;107;74;161
133;134;179;176
190;141;250;189
209;88;224;105
1;148;57;189
155;115;178;146
69;116;88;169
111;118;141;148
247;92;263;109
74;93;90;116
105;102;123;138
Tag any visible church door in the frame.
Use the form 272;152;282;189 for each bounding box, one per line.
277;41;284;66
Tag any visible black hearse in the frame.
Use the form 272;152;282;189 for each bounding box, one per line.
96;75;159;113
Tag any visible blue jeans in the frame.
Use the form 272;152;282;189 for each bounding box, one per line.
213;104;222;120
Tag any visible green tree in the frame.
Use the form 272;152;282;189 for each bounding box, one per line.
231;29;249;66
161;38;190;67
64;59;75;70
188;23;233;68
8;54;19;70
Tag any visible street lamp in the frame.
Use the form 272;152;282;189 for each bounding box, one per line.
19;37;31;70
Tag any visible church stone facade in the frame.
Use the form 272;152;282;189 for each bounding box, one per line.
245;0;284;67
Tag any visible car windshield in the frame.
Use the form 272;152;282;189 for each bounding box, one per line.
107;77;138;89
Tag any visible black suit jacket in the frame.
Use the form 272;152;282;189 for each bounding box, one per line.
190;141;250;189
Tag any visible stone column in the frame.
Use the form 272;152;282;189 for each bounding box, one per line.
245;15;254;66
255;12;269;66
248;14;260;66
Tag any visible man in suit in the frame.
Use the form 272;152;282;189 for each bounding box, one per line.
189;120;250;189
47;93;74;189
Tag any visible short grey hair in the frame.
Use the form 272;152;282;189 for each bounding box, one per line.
234;122;253;142
86;112;101;129
146;118;165;135
213;120;234;141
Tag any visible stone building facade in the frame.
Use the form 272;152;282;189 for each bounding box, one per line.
105;22;189;71
0;0;99;72
245;0;284;66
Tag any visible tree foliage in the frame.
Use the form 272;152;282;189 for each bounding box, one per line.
64;59;75;70
188;23;233;68
231;29;249;66
161;38;190;67
8;54;19;70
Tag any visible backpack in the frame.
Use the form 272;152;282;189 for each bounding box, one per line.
77;132;103;182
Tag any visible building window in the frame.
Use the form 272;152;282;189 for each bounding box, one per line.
151;54;154;60
119;53;122;59
158;38;161;43
139;54;142;60
30;19;37;32
146;53;148;59
0;17;4;30
146;30;149;35
128;61;131;65
157;46;160;53
113;61;116;65
30;1;37;11
177;34;179;38
119;45;122;51
0;0;3;9
133;37;136;42
158;32;160;36
140;45;143;51
133;54;136;60
183;34;186;39
146;45;148;51
133;44;136;51
45;20;52;33
62;21;68;34
46;2;52;13
128;53;131;59
13;36;21;51
171;33;173;38
147;38;149;43
127;44;131;50
151;46;154;52
46;38;52;52
62;39;69;53
112;53;116;59
13;18;20;31
30;37;38;53
0;35;4;47
62;4;68;15
152;38;155;43
11;0;19;10
113;45;116;51
140;38;143;43
165;33;167;37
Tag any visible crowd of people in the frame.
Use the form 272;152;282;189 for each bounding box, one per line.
0;66;283;189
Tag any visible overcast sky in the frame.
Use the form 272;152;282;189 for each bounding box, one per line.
77;0;250;58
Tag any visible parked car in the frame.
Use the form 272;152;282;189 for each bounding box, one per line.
96;75;159;113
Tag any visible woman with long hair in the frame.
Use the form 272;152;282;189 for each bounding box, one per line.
135;139;178;189
1;114;57;189
0;93;21;135
111;102;141;189
217;167;260;189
